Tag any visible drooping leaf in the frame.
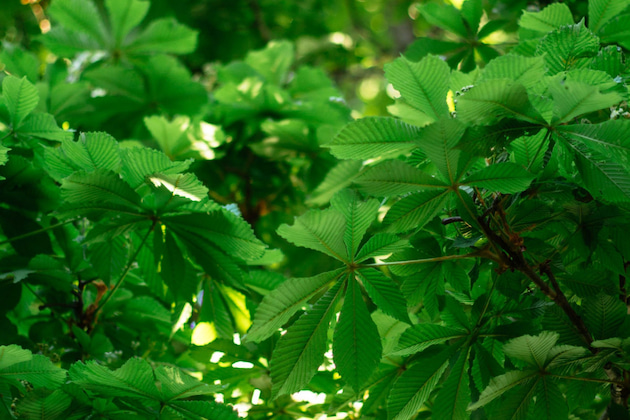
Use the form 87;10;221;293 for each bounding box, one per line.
357;268;410;323
384;55;451;121
461;162;535;193
246;268;344;343
277;208;348;262
270;279;344;398
333;277;382;391
325;117;421;160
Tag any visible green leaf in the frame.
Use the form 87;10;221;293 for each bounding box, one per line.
60;169;143;210
354;160;449;196
536;22;599;75
163;211;265;262
384;55;450;121
45;132;121;181
393;324;467;356
245;40;294;85
461;162;535;193
503;331;559;368
155;230;188;301
432;347;472;420
531;378;569;420
519;3;574;34
126;18;198;54
480;54;546;89
387;347;456;420
461;0;482;34
119;147;191;189
589;0;630;32
598;14;630;47
270;279;344;398
307;160;363;206
456;79;544;125
583;293;627;339
105;0;150;47
246;268;344;343
355;233;410;263
16;113;71;141
155;364;220;400
383;190;450;233
560;138;630;202
417;118;468;183
0;351;66;390
325;117;421;160
468;369;538;410
357;268;410;324
2;76;39;127
277;208;348;262
165;401;238;420
333;277;382;391
418;3;468;38
147;173;209;204
47;0;107;46
69;358;161;399
549;79;622;124
331;190;380;260
15;389;72;420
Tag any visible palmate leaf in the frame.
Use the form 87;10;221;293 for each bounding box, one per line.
531;378;569;420
146;173;209;204
503;331;559;368
589;0;630;33
387;346;458;420
119;147;192;189
468;369;538;411
245;40;294;85
325;117;421;160
456;79;544;125
393;324;468;356
105;0;150;47
384;55;451;121
519;3;574;34
536;22;600;75
45;132;121;181
549;79;622;124
246;268;345;343
2;76;39;127
383;190;451;233
599;14;630;48
354;160;449;196
357;268;410;324
155;365;221;400
583;293;627;339
432;347;472;420
333;277;382;391
418;3;468;38
270;279;344;398
331;190;380;260
277;208;348;262
461;162;535;193
307;160;363;206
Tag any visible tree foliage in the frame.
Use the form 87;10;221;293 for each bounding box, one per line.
2;0;630;419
